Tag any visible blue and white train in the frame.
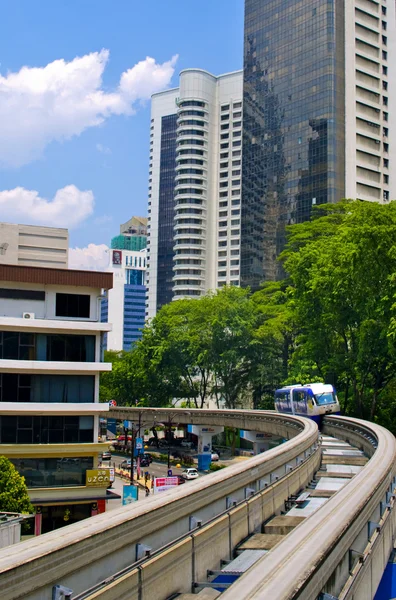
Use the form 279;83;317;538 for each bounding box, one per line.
274;383;340;423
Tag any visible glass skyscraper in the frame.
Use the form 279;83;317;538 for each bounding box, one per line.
241;0;395;287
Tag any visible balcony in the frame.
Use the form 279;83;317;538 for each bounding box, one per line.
0;360;111;374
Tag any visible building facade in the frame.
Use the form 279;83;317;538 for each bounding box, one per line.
0;222;68;269
241;0;396;286
111;216;147;253
101;248;147;351
146;69;243;319
0;264;115;534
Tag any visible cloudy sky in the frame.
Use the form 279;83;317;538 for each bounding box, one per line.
0;0;244;267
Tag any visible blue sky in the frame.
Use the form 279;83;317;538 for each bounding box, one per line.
0;1;244;263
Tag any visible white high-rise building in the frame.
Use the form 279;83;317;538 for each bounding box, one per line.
146;69;243;319
344;0;396;202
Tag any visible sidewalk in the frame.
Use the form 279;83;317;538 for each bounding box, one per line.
107;472;154;511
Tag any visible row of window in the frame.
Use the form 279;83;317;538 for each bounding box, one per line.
0;415;94;444
11;456;94;488
0;374;95;403
0;291;91;318
221;102;242;111
0;332;95;362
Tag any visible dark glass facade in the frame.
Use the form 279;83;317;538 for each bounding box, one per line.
156;114;178;310
241;0;345;287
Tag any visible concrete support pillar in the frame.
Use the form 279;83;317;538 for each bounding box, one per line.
188;425;224;470
240;430;280;454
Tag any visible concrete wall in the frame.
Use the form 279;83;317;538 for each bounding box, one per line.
0;412;319;600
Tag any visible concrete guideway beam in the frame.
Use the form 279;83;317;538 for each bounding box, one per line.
220;415;396;600
0;410;318;600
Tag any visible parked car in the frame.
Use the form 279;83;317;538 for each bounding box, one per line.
211;452;219;462
120;459;136;470
101;451;111;461
181;468;199;480
181;440;195;449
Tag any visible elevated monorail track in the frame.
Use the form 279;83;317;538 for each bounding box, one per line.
0;410;394;600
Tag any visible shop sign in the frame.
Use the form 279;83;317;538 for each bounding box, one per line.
86;469;111;487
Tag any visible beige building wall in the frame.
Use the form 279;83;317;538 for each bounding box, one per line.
0;222;68;268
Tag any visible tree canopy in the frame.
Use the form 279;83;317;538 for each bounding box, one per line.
100;200;396;434
0;456;34;514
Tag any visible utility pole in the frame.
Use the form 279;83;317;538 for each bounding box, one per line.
130;422;135;484
130;410;142;484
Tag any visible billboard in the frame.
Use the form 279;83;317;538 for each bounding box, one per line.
153;477;179;494
122;485;139;505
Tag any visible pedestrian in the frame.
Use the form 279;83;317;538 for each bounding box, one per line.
145;485;150;497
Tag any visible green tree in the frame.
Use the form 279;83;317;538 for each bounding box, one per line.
143;297;214;408
250;281;296;408
209;286;258;409
281;200;396;420
0;456;34;514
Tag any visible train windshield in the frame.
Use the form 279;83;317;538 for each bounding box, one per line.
315;392;336;406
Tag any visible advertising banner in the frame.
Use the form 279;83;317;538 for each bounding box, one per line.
122;485;138;505
153;476;179;494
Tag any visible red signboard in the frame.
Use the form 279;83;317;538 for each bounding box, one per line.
153;476;179;494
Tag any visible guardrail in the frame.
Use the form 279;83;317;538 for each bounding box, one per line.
220;415;396;600
0;409;319;600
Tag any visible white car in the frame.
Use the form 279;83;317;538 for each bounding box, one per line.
181;468;199;480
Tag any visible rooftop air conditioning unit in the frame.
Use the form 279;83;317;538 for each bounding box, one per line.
23;312;35;319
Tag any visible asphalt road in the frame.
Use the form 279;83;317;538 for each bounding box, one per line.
107;454;185;478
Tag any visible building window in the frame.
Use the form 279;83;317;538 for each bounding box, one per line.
46;335;95;362
0;332;35;360
10;456;94;488
56;294;90;319
0;288;45;301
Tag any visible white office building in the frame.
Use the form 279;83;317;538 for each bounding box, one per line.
102;248;147;351
0;263;115;533
146;69;243;319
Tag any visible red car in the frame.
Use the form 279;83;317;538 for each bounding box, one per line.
176;475;186;485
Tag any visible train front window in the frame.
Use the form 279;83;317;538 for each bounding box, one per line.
315;392;336;406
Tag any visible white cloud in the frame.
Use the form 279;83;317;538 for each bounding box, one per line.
0;185;94;228
96;143;111;155
69;243;110;271
0;50;178;167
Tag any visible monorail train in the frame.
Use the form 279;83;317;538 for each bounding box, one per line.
274;383;340;423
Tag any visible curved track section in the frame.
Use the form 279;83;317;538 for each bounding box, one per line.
220;415;396;600
0;409;318;600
